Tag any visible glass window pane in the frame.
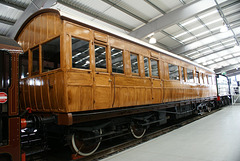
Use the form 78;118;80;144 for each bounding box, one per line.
169;64;179;80
187;69;194;82
208;75;212;84
72;37;90;69
20;51;28;78
130;53;139;74
181;67;184;81
111;48;123;73
144;57;149;77
200;73;203;84
95;45;106;69
196;71;199;83
32;47;39;74
0;52;10;88
212;76;216;85
42;37;60;72
151;59;159;77
204;75;208;84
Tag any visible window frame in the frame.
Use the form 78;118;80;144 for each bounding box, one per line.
111;47;124;74
150;58;159;79
130;53;140;76
94;43;107;73
71;36;91;71
181;67;185;82
42;36;61;73
144;57;150;77
168;63;180;81
187;68;194;83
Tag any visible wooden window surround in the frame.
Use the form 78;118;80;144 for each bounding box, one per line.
95;43;107;73
111;47;124;74
130;53;139;76
150;59;159;78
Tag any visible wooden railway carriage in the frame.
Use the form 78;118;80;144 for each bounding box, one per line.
16;9;217;156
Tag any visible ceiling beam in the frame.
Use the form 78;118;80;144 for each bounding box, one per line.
214;63;240;74
101;0;148;23
0;17;15;26
0;0;26;11
226;69;240;77
58;0;131;32
172;26;240;55
192;45;237;62
144;0;165;15
129;0;219;39
7;0;57;39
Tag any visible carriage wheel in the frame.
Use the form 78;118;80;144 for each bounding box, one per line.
206;106;211;112
70;129;102;156
130;121;146;139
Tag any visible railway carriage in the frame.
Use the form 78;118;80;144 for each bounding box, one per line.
15;9;218;157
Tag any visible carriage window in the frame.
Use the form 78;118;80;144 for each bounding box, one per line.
111;48;123;73
95;44;106;70
32;47;39;75
187;69;194;82
169;64;179;80
130;53;139;75
42;37;60;72
200;73;204;84
196;71;199;83
181;67;185;81
72;37;90;69
20;51;28;78
151;59;159;77
144;57;149;77
212;76;216;85
204;74;208;84
208;75;212;84
0;51;10;88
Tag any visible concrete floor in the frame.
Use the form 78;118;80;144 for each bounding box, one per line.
101;104;240;161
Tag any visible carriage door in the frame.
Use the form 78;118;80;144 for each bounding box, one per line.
150;58;163;104
0;51;10;147
93;33;112;110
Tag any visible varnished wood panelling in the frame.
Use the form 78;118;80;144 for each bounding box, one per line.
29;21;34;48
114;75;152;87
48;74;58;111
41;75;51;111
67;86;80;112
34;16;41;46
47;14;55;39
17;13;62;51
67;71;93;86
94;86;111;110
29;78;37;110
55;72;65;112
94;31;108;42
150;51;159;59
65;22;91;41
35;77;43;110
94;73;111;110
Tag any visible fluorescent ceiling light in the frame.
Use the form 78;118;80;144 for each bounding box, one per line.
220;24;228;33
233;45;240;51
149;37;156;44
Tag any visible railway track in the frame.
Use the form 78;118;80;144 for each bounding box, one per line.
72;107;223;161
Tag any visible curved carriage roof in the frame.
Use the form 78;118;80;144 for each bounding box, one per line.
16;9;214;73
0;35;22;54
